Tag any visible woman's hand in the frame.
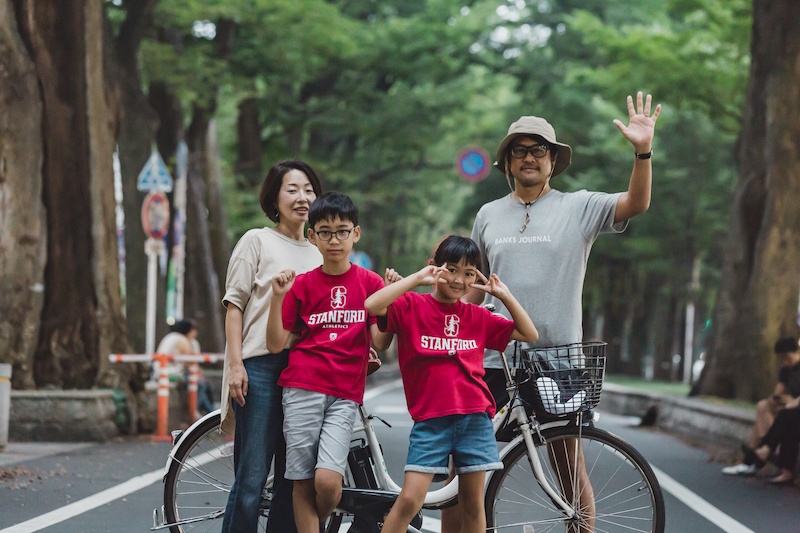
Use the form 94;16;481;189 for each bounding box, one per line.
228;360;248;407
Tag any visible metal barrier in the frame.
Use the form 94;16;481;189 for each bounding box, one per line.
108;353;223;439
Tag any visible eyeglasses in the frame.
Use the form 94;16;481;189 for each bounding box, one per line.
510;144;549;159
314;228;355;241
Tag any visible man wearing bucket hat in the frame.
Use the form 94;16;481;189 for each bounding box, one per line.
470;92;660;353
443;92;661;532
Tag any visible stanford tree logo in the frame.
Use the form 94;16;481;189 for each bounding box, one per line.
330;286;346;309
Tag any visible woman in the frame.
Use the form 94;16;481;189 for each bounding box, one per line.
221;160;323;533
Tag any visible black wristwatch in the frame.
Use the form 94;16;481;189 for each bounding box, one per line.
635;149;653;160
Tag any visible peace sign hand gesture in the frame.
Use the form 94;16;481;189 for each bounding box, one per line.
613;91;661;152
470;270;509;301
413;264;448;287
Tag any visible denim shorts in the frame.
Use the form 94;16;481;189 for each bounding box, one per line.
405;413;503;475
282;387;358;480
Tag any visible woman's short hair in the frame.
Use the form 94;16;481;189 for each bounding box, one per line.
258;160;323;223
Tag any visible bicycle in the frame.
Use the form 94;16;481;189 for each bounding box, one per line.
152;341;665;533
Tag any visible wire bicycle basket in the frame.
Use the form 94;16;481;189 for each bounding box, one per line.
522;342;606;418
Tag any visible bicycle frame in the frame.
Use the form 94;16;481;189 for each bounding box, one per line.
158;351;585;527
350;347;578;516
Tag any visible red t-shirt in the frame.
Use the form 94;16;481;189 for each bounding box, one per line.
380;292;515;422
278;265;383;403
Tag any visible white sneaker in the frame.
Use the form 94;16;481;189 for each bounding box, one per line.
721;463;758;476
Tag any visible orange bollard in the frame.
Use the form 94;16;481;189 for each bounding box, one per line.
187;363;199;422
153;353;171;441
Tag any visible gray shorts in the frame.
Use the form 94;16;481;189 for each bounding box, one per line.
282;387;358;480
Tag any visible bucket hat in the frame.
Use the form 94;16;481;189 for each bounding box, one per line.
495;116;572;177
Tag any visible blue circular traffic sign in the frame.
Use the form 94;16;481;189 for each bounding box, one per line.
455;146;491;182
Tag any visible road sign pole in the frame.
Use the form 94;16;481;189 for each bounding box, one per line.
144;238;164;357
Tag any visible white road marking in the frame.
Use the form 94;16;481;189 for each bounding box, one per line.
0;379;407;533
0;469;163;533
650;464;756;533
1;377;756;533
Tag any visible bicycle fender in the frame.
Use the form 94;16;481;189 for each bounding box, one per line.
161;409;222;478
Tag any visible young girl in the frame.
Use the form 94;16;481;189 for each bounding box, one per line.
364;235;538;533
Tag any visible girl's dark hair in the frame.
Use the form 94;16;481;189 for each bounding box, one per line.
432;235;482;269
309;191;358;228
258;160;323;223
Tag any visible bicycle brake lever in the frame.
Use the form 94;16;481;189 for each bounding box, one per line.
367;414;392;428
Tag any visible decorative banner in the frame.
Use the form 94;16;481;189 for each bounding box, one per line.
166;141;189;324
455;145;491;182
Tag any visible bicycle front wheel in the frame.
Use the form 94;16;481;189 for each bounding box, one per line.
486;425;665;533
163;410;343;533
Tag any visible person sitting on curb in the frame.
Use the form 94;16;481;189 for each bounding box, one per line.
746;398;800;485
722;336;800;476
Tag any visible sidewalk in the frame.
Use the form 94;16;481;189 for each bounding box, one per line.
0;442;93;468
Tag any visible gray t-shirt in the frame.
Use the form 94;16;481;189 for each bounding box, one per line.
470;189;626;368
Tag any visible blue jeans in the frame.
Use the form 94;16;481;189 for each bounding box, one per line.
406;413;503;475
222;352;296;533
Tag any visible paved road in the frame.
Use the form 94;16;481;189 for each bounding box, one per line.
1;367;798;532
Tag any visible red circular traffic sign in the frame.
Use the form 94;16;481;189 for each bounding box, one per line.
141;192;171;239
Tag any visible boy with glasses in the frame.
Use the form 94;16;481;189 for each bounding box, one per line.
266;191;397;533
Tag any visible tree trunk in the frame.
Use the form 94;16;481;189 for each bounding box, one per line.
115;0;160;355
15;0;128;388
206;122;233;325
184;108;226;352
0;0;46;389
178;18;238;353
702;0;800;401
85;0;131;385
236;97;263;185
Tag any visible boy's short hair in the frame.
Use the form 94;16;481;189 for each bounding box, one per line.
309;191;358;228
432;235;482;270
259;160;323;223
774;336;799;354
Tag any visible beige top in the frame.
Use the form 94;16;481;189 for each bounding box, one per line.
220;227;322;432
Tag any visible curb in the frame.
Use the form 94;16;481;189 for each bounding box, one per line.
602;383;755;451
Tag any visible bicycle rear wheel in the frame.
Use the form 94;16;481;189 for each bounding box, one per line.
163;410;343;532
485;425;665;533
